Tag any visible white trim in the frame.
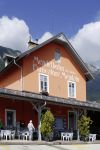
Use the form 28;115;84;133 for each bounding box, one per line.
5;109;16;127
68;81;76;98
38;73;49;93
68;111;77;130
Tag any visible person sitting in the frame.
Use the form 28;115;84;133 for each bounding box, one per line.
27;120;35;140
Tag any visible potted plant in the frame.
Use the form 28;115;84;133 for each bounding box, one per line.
40;110;54;141
78;115;92;141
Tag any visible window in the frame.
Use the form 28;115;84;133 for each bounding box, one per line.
39;74;49;92
5;109;16;128
54;50;61;62
68;81;76;98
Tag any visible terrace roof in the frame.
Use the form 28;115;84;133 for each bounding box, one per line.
0;88;99;111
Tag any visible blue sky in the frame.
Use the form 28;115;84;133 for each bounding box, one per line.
0;0;100;65
0;0;100;38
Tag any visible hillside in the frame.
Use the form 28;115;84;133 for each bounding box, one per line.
86;64;100;102
0;46;21;71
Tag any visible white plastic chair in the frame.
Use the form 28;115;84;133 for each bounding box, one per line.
17;130;22;139
89;134;96;142
22;131;29;140
68;133;73;141
0;130;4;139
61;132;73;141
4;130;11;140
11;130;16;140
61;132;67;141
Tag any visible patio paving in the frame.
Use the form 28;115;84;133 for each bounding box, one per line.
0;140;100;145
0;143;100;150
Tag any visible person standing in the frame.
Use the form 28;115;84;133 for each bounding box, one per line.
27;120;35;140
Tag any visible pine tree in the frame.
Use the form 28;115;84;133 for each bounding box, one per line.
40;110;54;141
78;115;92;141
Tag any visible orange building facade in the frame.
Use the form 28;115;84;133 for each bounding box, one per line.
0;33;98;140
0;42;86;100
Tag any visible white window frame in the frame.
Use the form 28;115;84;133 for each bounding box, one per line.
68;81;76;98
5;109;16;127
39;73;49;93
68;111;77;130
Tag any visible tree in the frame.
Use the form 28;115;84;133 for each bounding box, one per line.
40;110;54;141
78;115;92;141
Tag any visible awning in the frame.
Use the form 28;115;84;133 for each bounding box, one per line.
0;88;100;111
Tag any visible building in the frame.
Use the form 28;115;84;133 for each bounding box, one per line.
0;33;100;140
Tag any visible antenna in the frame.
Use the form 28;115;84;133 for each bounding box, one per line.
29;35;32;42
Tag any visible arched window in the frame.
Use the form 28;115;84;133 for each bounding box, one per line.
54;50;61;63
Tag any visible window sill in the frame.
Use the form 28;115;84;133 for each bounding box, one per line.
40;91;49;96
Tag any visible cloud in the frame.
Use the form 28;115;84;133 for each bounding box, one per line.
95;10;100;21
38;32;53;44
0;16;30;51
70;21;100;63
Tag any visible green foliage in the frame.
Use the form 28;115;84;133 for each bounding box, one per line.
78;115;92;141
41;110;54;140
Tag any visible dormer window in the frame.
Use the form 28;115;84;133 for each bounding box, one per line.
3;53;16;67
54;50;61;63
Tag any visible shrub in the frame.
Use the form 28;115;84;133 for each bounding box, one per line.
78;115;92;141
41;110;54;141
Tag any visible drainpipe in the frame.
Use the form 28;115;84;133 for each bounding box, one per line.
14;59;23;91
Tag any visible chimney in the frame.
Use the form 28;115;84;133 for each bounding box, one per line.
28;36;38;49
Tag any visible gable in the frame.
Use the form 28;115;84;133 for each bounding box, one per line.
0;33;93;81
23;40;86;82
22;41;86;101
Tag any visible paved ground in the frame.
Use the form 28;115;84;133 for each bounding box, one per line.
0;140;100;150
0;144;100;150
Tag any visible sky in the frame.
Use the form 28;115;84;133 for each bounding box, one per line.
0;0;100;65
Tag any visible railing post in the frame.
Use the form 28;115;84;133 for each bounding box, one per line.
77;128;80;141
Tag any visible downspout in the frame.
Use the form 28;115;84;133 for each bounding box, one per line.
14;59;23;91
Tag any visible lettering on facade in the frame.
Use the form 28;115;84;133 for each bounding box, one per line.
33;56;79;82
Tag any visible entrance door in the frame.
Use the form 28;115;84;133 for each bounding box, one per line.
5;109;16;128
55;117;64;130
54;117;66;130
68;111;77;130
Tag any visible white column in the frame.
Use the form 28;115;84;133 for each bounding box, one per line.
77;109;80;141
31;101;46;141
38;104;42;141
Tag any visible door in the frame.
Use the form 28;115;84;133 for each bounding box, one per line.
54;117;65;130
5;109;16;128
68;111;77;130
